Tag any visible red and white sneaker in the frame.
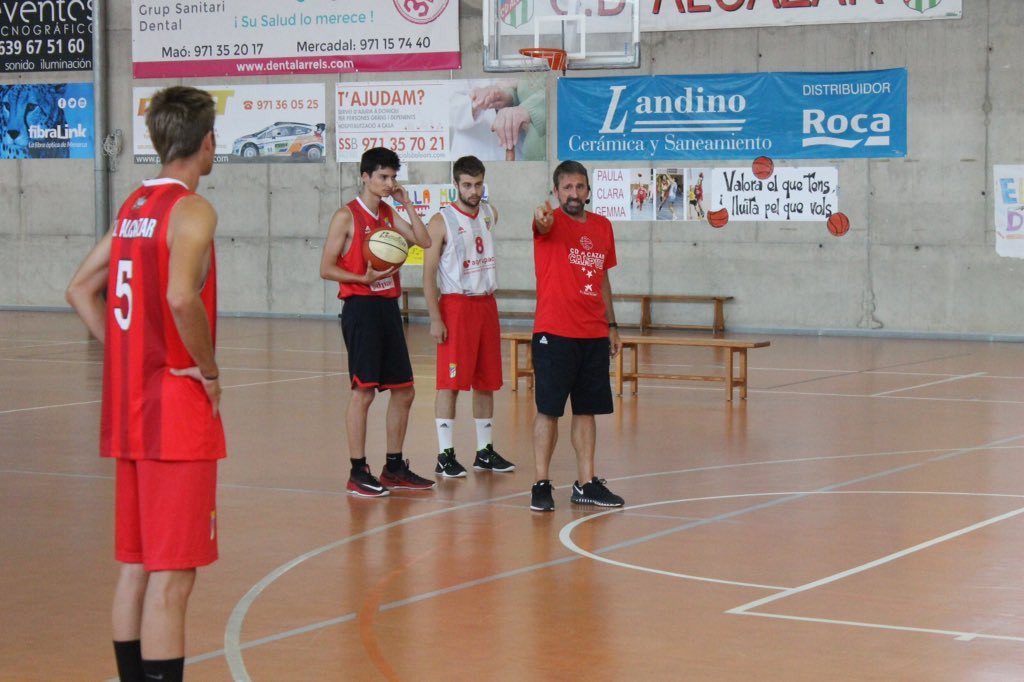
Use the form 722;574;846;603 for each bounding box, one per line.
380;460;435;490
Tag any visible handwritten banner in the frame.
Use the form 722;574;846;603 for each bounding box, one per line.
133;84;326;164
711;166;838;221
994;165;1024;259
0;83;94;159
130;0;459;78
336;78;547;163
559;69;906;161
640;0;961;32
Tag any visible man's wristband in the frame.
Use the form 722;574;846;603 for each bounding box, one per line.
607;322;618;329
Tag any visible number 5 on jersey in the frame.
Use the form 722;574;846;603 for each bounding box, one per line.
114;259;133;331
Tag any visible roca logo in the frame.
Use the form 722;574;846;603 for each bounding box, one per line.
802;109;891;148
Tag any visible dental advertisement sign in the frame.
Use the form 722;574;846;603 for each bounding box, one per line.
641;0;961;32
0;83;94;159
133;83;326;164
558;69;907;161
130;0;459;78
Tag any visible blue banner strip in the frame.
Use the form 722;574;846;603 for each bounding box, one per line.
558;69;906;161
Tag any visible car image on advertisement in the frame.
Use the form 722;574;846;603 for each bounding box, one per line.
231;121;326;161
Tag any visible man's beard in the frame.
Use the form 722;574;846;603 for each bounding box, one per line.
562;199;585;215
459;192;481;208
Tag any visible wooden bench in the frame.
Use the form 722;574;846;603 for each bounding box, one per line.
500;332;770;402
402;288;733;334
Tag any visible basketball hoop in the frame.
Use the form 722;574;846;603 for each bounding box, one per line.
518;47;568;75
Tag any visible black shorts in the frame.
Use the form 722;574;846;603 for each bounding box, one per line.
531;332;613;417
340;296;413;391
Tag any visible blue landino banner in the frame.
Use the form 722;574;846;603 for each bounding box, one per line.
558;69;906;161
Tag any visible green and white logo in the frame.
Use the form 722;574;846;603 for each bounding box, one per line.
903;0;942;13
499;0;532;29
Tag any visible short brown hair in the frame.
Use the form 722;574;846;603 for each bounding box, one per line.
146;86;216;164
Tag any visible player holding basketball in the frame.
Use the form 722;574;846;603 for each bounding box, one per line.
422;156;515;478
65;86;224;682
320;147;434;497
529;160;625;512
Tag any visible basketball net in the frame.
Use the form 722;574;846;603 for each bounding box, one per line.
503;47;567;161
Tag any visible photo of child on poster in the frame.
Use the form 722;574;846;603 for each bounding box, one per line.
686;168;708;220
655;169;683;221
630;169;654;220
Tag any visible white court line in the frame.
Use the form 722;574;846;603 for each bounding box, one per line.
871;371;988;397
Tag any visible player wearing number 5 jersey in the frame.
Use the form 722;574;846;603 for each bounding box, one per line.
66;86;223;682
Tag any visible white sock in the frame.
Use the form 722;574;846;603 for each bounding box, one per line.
436;419;454;452
475;418;493;451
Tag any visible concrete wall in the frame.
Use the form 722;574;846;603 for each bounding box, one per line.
2;1;1022;336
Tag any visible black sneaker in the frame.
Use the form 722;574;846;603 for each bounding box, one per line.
435;448;467;478
347;464;389;497
530;480;554;512
473;444;515;473
379;460;435;490
570;477;624;507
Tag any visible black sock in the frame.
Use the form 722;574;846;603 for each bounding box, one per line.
141;657;184;682
385;452;402;471
350;457;367;473
113;640;143;682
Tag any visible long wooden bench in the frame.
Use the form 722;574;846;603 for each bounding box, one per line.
402;288;733;334
500;332;770;402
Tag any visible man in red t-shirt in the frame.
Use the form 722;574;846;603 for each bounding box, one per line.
319;147;435;497
529;160;626;512
66;86;222;682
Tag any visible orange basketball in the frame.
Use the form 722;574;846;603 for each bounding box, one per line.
362;229;409;270
752;156;774;180
707;208;729;228
827;212;850;237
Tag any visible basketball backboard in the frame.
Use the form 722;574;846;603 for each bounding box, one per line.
483;0;640;72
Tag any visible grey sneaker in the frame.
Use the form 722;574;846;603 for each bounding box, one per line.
473;444;515;472
570;477;624;507
530;480;555;512
435;448;468;478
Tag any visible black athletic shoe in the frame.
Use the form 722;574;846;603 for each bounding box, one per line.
435;448;467;478
473;444;515;472
571;477;624;507
347;464;389;497
379;460;435;490
530;480;555;512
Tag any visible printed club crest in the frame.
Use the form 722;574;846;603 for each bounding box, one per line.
903;0;941;12
499;0;532;29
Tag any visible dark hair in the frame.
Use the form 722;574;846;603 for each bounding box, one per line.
552;160;589;189
146;86;216;164
360;147;401;176
452;155;485;183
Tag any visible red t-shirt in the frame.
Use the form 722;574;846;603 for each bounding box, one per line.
101;179;226;461
532;208;617;339
337;197;401;299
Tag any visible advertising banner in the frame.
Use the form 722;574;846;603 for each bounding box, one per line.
130;0;459;78
336;78;547;163
558;69;906;161
0;83;94;159
994;165;1024;259
0;0;92;73
641;0;961;32
133;84;326;164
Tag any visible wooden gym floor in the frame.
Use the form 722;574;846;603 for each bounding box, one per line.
3;310;1024;681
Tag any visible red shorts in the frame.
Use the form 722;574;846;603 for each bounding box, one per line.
435;294;503;392
115;458;219;571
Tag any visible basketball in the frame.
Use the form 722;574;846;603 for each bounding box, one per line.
827;212;850;237
363;229;409;270
752;156;774;180
707;208;729;228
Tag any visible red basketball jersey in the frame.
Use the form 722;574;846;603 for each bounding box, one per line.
101;179;226;462
533;208;617;339
337;197;401;299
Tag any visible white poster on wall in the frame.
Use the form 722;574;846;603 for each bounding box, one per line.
133;84;326;164
994;165;1024;259
710;166;838;222
130;0;459;78
336;79;547;163
641;0;961;32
